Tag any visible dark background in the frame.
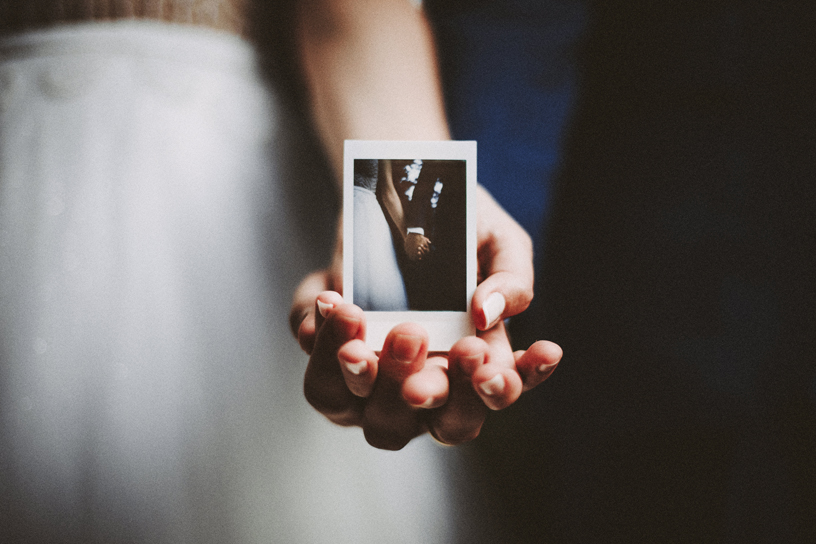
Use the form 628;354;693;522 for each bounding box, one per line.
388;159;468;312
429;1;816;543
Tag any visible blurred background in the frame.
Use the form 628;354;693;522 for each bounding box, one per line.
426;1;816;542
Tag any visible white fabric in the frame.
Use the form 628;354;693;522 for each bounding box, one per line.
352;186;409;311
0;21;453;544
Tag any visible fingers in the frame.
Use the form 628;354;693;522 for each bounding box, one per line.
402;356;449;409
426;337;489;445
414;241;430;260
471;272;532;330
337;338;379;397
472;187;535;330
405;233;432;261
290;271;331;344
313;290;345;330
291;222;342;350
302;303;367;426
470;321;523;410
418;235;431;253
290;265;345;354
303;303;449;450
361;323;430;450
298;290;345;355
514;340;562;392
426;323;531;445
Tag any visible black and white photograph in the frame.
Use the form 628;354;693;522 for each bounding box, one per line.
344;140;476;350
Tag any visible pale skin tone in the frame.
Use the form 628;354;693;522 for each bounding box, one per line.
291;0;562;450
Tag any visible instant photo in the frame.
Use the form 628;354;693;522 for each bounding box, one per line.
343;140;477;351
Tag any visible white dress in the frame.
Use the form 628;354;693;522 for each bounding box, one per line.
353;160;409;311
0;22;460;544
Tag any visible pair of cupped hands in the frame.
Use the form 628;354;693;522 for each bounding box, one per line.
289;187;562;450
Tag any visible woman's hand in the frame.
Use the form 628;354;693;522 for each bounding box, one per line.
289;187;562;450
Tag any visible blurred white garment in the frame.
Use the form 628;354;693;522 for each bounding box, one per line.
0;21;453;544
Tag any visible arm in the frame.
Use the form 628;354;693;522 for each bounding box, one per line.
296;0;449;179
377;159;406;236
292;0;561;449
377;159;431;260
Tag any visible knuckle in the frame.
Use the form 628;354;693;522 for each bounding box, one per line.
450;336;489;360
303;380;332;413
289;306;310;339
303;378;361;422
363;428;412;451
432;425;481;446
297;321;316;354
519;283;534;306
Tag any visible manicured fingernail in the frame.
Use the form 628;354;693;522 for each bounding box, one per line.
339;350;368;375
317;300;334;318
411;398;436;409
392;334;422;364
345;360;368;375
478;374;505;396
538;362;558;373
482;292;506;329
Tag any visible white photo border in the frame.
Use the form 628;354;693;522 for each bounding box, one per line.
343;140;477;351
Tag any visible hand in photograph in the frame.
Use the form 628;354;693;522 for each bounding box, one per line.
376;159;431;263
404;232;431;261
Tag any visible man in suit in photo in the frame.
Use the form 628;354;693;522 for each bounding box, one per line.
392;159;467;312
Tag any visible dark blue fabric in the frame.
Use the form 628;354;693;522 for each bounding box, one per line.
428;1;816;543
426;0;585;253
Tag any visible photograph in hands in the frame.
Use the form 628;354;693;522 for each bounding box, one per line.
343;140;477;351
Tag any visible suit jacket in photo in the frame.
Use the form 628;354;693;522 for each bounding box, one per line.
390;159;467;312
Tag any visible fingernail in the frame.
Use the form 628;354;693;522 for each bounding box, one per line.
538;362;558;374
482;292;506;329
339;349;368;375
478;374;505;396
344;360;368;375
392;334;422;364
410;398;436;409
317;300;334;318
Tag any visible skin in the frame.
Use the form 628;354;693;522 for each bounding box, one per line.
292;0;562;450
291;188;563;450
403;232;431;261
376;159;430;261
